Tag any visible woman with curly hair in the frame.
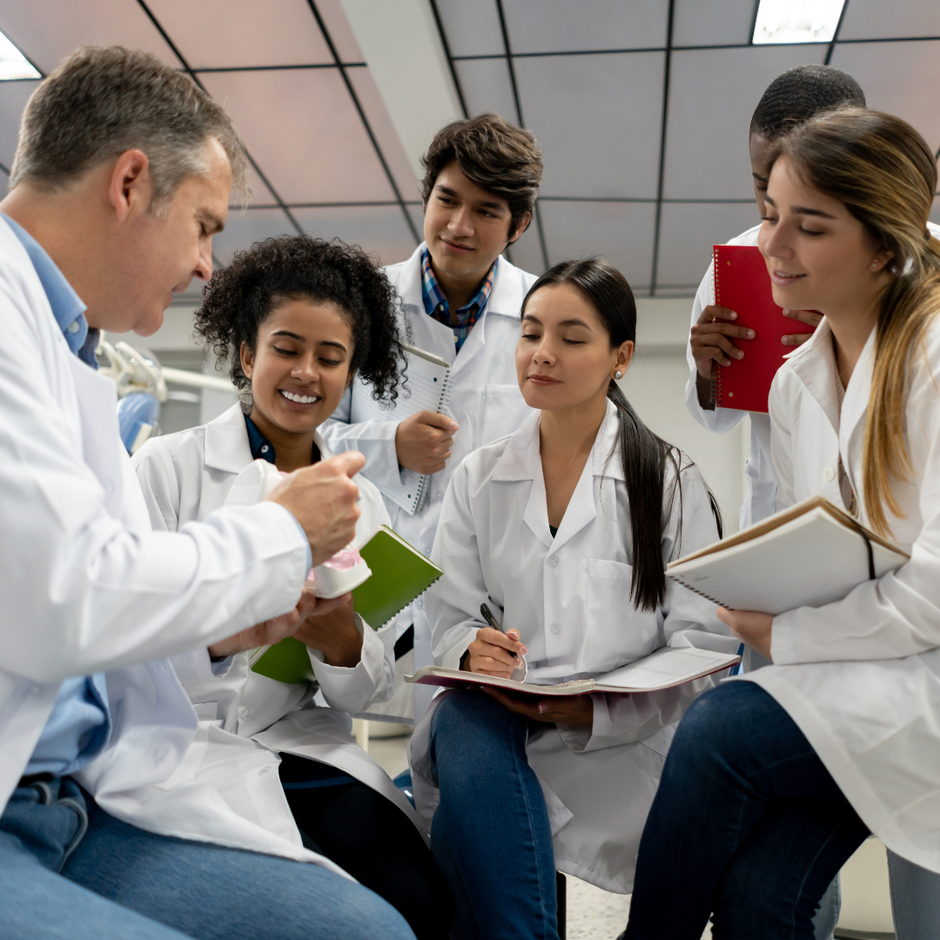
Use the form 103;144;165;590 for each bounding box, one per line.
133;235;450;940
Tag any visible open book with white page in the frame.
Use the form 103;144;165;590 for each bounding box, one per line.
406;646;741;697
666;495;909;615
350;342;452;515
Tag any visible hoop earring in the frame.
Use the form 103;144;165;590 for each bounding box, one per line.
614;370;623;380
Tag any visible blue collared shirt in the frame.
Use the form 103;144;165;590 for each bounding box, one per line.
4;214;112;777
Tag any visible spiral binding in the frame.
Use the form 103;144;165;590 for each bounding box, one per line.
713;245;724;408
667;573;731;610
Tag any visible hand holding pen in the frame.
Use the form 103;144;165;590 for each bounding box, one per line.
463;602;528;679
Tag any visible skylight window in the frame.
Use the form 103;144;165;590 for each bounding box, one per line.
752;0;846;45
0;28;39;80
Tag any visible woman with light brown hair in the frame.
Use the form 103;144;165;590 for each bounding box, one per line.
624;107;940;939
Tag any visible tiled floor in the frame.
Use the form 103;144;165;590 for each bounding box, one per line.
364;724;715;940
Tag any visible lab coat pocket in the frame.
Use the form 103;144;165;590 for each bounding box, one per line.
481;384;533;446
583;559;659;672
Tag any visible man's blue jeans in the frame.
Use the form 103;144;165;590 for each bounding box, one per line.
625;681;869;940
429;690;559;940
0;777;415;940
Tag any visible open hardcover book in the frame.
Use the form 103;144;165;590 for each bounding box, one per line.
666;495;909;615
250;526;442;684
406;646;740;697
350;343;452;515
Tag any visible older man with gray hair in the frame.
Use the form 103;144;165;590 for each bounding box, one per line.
0;45;414;940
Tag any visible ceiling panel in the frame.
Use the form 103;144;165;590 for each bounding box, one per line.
211;207;297;266
505;210;546;274
0;80;38;171
407;203;425;244
663;44;827;201
655;202;759;289
540;200;657;292
453;58;518;123
239;163;280;208
829;41;940;153
503;0;668;53
838;0;940;40
515;52;665;198
345;66;421;201
434;0;505;58
672;0;757;47
200;69;394;204
293;204;416;266
146;0;331;69
315;0;366;63
0;0;182;74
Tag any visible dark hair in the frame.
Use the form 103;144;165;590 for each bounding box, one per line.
195;235;403;402
522;258;721;611
421;113;543;239
11;45;249;212
750;64;866;141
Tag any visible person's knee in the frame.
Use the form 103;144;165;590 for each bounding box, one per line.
430;690;518;759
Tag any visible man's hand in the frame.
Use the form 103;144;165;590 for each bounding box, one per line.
691;305;754;410
266;452;364;567
483;687;594;727
717;607;773;661
293;595;363;668
395;411;458;475
781;308;823;346
207;587;350;659
465;627;527;679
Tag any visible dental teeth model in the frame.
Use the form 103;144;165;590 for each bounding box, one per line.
249;458;373;598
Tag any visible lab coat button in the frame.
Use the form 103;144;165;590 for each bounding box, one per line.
549;622;561;635
260;445;269;454
239;707;253;721
823;466;836;482
67;320;81;334
548;555;558;568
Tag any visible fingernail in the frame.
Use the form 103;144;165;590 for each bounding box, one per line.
746;330;755;338
537;703;548;714
519;646;528;655
729;312;737;318
450;422;459;430
735;350;744;359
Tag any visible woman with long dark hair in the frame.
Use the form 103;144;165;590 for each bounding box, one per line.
407;257;736;940
625;108;940;939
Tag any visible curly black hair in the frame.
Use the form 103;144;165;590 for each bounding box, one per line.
195;235;403;403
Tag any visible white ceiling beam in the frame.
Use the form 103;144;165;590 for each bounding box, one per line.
338;0;463;182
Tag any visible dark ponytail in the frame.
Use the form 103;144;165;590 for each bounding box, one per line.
522;258;721;612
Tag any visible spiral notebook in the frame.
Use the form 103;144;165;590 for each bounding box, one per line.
713;244;817;414
666;496;908;615
351;343;453;515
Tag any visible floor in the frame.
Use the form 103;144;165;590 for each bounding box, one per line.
363;723;714;940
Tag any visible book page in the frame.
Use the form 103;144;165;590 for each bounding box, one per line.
592;648;738;691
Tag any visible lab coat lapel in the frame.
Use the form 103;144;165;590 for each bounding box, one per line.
840;328;876;503
204;403;253;473
786;319;841;438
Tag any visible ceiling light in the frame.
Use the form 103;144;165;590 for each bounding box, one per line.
752;0;846;45
0;28;40;80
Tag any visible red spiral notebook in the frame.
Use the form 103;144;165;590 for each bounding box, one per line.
712;244;816;414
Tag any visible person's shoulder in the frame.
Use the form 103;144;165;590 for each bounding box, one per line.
726;222;762;247
133;424;206;474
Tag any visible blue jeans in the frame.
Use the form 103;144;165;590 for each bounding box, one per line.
889;850;940;940
429;690;558;940
625;681;869;940
0;777;415;940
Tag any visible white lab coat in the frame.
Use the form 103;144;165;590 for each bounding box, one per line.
0;218;355;874
742;317;940;874
322;244;537;716
132;403;422;835
409;400;739;892
684;223;777;529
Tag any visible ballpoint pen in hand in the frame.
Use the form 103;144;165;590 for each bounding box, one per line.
480;603;528;681
480;603;517;659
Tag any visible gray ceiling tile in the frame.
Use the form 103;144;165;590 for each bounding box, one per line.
453;57;519;123
838;0;940;40
655;202;760;290
503;0;667;53
0;0;182;74
293;204;417;267
672;0;757;47
200;69;395;204
515;52;665;199
663;44;827;201
316;0;366;63
0;80;38;170
146;0;332;70
407;204;426;244
506;209;546;274
829;40;940;152
238;164;280;209
539;200;657;291
434;0;505;58
212;207;298;266
346;66;422;202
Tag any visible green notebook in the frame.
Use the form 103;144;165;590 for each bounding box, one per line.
249;525;442;684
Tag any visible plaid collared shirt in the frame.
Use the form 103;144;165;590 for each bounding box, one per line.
420;246;497;354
